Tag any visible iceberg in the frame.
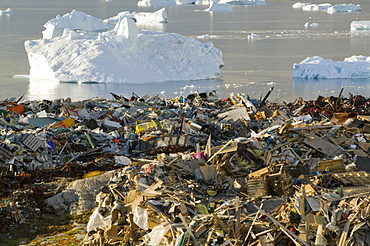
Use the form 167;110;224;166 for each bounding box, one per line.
327;3;361;13
103;8;168;25
218;0;266;5
0;8;13;15
137;0;203;6
350;20;370;36
302;3;332;11
296;3;361;13
42;10;112;39
292;56;370;79
24;10;224;83
292;2;311;9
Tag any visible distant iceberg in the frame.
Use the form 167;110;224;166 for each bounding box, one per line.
0;8;13;15
302;3;332;11
327;3;361;13
103;8;168;25
137;0;210;6
350;20;370;36
292;56;370;79
204;0;233;12
218;0;266;5
294;3;361;13
24;10;224;83
292;2;311;9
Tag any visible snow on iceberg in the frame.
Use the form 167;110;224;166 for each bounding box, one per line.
0;8;13;15
204;0;233;12
218;0;266;5
327;3;361;13
104;8;168;25
24;11;224;83
42;10;112;39
292;56;370;79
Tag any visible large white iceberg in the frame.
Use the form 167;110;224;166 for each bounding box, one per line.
292;56;370;79
24;10;224;83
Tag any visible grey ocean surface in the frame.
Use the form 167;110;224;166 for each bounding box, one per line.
1;0;370;102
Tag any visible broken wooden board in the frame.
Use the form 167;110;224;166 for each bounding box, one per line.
303;133;344;157
317;159;346;173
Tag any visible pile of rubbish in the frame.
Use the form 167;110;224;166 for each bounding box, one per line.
1;86;370;245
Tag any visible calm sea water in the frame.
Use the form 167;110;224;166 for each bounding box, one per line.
1;0;370;102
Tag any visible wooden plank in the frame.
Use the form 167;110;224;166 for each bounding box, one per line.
303;133;343;157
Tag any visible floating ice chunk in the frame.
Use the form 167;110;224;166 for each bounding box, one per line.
218;0;266;5
247;33;260;39
134;8;168;23
293;55;370;79
350;20;370;35
302;3;332;11
24;11;224;83
42;10;112;39
327;3;361;13
0;8;13;15
292;2;311;9
204;0;233;11
304;22;319;27
197;34;222;38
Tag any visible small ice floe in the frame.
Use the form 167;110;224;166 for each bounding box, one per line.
197;34;222;39
304;22;319;27
0;8;13;15
247;33;260;40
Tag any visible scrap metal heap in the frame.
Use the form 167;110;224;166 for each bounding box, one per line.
1;88;370;245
